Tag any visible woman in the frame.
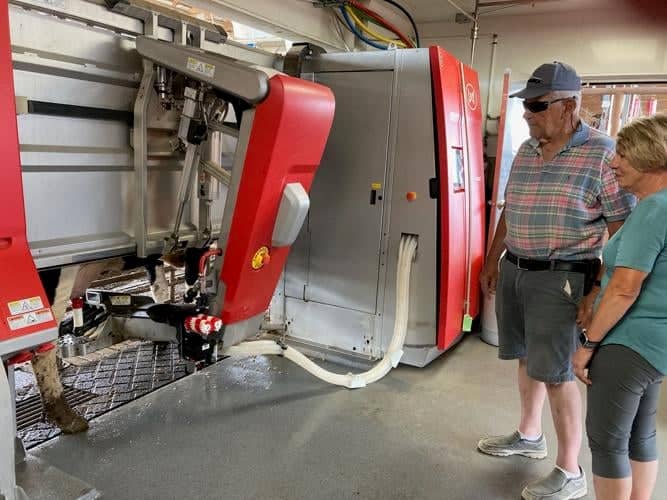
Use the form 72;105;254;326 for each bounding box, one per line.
573;113;667;500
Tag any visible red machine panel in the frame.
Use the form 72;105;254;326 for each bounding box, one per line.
0;0;57;344
461;64;486;321
219;74;335;324
429;47;485;350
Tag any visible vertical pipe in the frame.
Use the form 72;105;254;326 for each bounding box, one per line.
133;60;155;257
198;130;223;240
484;33;499;133
609;92;623;137
470;0;480;65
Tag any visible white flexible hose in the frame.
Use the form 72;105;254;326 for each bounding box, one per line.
221;234;418;389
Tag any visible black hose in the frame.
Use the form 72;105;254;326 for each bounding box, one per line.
377;0;421;47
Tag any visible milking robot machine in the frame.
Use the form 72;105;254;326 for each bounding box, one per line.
0;0;484;496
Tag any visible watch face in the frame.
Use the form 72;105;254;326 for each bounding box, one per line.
579;332;587;345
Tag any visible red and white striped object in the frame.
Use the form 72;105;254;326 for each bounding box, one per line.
184;314;223;336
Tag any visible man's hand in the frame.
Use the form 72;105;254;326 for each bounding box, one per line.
480;260;499;295
572;346;594;385
576;291;599;330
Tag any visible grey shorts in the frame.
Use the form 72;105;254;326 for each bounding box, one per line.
495;256;585;383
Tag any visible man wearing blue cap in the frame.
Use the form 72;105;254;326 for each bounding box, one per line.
477;62;634;499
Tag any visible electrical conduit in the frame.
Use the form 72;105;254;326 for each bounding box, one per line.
221;234;418;389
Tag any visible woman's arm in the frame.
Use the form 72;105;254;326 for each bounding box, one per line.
585;266;647;343
573;266;647;385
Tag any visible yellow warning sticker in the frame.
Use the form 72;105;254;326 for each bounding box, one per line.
110;295;132;307
371;183;382;190
7;308;53;331
187;57;215;78
8;296;44;316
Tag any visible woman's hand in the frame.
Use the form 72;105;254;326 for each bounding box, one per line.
572;346;594;385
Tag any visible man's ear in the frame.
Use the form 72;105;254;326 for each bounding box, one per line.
564;98;577;114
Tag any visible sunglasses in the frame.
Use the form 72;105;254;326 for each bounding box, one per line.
522;97;572;113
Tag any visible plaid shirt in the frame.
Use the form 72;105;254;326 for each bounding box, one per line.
505;123;635;260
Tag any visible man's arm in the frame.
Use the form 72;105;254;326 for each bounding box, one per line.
577;218;625;328
480;209;506;295
606;219;624;237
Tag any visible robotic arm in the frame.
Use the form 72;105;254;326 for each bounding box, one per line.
134;37;335;362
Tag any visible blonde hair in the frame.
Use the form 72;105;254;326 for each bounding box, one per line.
617;114;667;172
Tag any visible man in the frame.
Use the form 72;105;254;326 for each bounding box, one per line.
478;62;634;500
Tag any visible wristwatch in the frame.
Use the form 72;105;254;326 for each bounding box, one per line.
579;330;600;349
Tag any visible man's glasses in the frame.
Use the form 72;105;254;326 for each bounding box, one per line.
522;97;572;113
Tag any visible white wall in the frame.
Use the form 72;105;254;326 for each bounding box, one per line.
420;8;667;131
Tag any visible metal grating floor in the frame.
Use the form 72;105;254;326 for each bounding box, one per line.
16;385;97;432
17;341;194;449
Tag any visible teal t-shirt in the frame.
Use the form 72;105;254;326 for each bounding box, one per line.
600;188;667;374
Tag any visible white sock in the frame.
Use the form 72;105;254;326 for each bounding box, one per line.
556;465;581;479
518;430;542;441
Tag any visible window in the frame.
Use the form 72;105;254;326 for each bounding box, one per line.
581;83;667;135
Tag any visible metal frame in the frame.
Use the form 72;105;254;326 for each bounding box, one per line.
130;34;274;257
0;329;58;359
9;0;280;68
133;59;156;258
135;37;271;104
0;365;22;500
12;0;271;268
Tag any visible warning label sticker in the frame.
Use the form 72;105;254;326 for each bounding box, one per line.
110;295;132;307
187;57;215;78
7;308;53;331
8;296;44;316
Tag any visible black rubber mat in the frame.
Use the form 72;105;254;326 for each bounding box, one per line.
18;341;192;449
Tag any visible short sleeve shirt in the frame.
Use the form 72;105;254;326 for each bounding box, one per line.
600;190;667;374
504;123;635;260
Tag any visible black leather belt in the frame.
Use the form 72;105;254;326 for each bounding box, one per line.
505;251;591;273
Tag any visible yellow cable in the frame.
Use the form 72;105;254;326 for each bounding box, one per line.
345;5;407;48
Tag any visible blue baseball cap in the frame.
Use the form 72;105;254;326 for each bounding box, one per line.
510;61;581;99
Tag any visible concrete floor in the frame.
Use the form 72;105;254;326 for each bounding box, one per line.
31;335;667;500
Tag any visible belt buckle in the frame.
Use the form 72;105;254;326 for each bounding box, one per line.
516;256;528;270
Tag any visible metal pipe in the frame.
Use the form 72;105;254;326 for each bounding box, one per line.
170;143;201;246
478;0;560;7
201;159;231;187
133;59;155;258
447;0;475;22
470;0;480;66
484;33;499;132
